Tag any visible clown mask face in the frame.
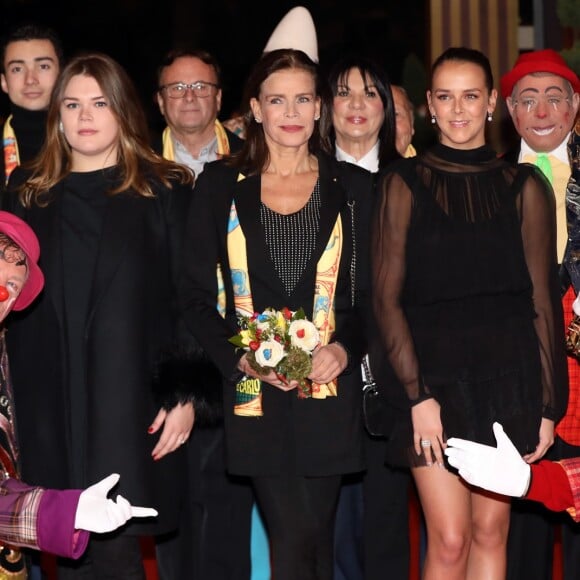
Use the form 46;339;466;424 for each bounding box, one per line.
507;73;580;152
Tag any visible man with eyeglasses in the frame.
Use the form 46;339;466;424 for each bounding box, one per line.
501;49;580;580
153;48;250;580
154;49;243;179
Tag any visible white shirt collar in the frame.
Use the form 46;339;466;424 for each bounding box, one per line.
172;133;218;177
518;133;571;165
335;141;379;173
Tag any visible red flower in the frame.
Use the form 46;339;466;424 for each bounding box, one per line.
282;307;292;320
296;328;305;339
249;340;260;351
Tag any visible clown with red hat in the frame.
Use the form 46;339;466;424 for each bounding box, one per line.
501;49;580;580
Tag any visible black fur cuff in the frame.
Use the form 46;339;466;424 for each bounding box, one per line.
153;345;223;427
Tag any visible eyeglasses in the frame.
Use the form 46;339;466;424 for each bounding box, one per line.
512;95;571;113
159;81;219;99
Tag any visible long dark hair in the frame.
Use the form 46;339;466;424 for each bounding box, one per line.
228;49;329;175
324;54;399;168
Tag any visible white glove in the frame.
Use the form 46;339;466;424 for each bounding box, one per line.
74;473;158;533
444;422;531;497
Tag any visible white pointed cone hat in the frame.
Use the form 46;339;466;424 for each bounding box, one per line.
262;6;318;63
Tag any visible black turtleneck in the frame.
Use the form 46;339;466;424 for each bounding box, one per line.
7;103;48;163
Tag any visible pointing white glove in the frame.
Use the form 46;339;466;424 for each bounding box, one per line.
74;473;158;533
444;422;531;497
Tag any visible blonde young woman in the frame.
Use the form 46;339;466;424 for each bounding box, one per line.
372;47;567;579
4;52;195;579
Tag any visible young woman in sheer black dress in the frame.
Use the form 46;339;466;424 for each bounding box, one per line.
372;47;568;579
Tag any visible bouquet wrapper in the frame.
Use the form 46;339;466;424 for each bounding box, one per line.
234;376;263;417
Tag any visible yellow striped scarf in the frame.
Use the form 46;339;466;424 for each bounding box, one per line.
225;174;342;415
161;119;231;161
2;117;19;185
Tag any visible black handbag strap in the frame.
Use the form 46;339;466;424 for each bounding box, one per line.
345;184;377;391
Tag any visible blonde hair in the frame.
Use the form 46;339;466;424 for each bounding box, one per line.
20;52;192;207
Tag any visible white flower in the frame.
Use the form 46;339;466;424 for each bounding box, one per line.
254;340;286;367
257;320;272;332
288;320;320;352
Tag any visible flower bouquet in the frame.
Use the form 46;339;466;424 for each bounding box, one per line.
229;307;320;416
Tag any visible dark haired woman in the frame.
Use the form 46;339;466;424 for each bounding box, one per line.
181;48;374;580
373;46;567;579
323;54;411;580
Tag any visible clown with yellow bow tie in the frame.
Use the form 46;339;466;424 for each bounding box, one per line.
501;49;580;580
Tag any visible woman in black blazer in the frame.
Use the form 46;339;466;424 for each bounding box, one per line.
4;53;195;579
181;48;373;580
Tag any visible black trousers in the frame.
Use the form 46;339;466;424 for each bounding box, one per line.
362;436;410;580
155;426;253;580
333;435;411;580
56;534;144;580
252;474;342;580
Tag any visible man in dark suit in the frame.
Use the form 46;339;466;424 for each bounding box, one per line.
153;48;243;177
501;49;580;580
153;48;251;580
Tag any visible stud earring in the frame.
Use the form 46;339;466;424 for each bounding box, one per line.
59;120;64;132
254;117;261;123
487;112;493;122
431;114;437;125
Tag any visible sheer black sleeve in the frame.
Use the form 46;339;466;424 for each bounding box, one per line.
518;167;568;421
372;170;432;405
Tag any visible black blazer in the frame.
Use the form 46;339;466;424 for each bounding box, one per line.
3;169;193;535
180;152;373;477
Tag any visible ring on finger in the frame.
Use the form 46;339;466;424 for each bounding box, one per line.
420;439;432;448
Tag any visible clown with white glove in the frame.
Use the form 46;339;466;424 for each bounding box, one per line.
0;212;157;559
445;422;580;521
76;473;158;533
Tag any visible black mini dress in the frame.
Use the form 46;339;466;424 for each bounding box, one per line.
371;143;568;467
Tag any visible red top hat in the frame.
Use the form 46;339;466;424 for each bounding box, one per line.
501;49;580;99
0;211;44;311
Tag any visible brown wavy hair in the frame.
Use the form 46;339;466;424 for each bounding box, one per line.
20;52;192;207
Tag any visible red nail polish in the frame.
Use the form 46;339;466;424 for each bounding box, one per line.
148;426;154;433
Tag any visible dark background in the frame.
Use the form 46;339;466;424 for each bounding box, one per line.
0;0;428;133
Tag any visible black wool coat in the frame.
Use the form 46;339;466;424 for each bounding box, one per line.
3;168;193;535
